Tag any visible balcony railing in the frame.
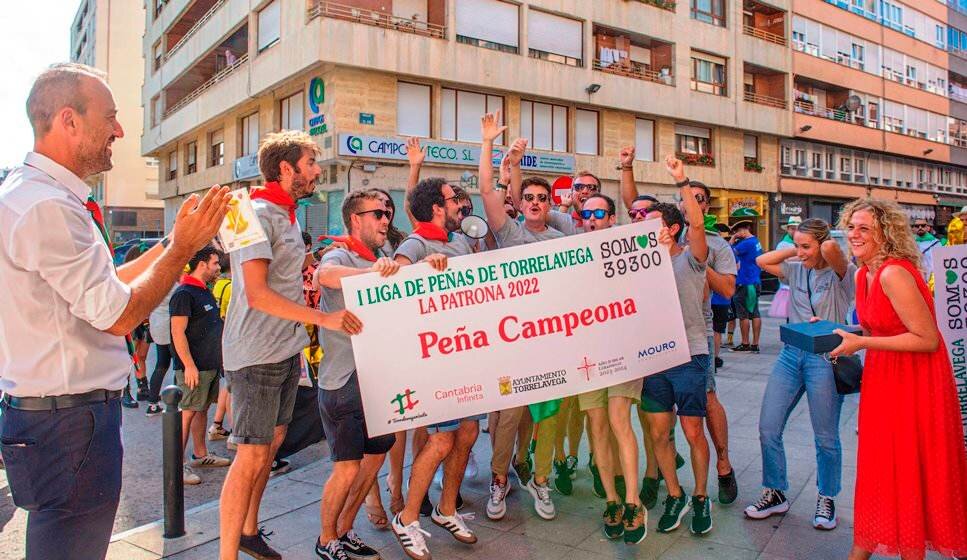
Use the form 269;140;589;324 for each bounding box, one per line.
164;53;248;118
164;0;227;61
631;0;677;12
593;59;673;86
743;24;786;46
744;90;787;109
793;99;880;129
307;0;446;39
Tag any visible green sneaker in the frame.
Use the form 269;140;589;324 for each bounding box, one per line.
622;503;647;544
553;460;573;495
603;501;625;539
690;495;713;535
590;464;606;498
639;477;660;510
615;475;626;500
657;494;691;533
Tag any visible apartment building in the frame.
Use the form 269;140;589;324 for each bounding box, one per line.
782;0;967;240
71;0;164;243
143;0;797;243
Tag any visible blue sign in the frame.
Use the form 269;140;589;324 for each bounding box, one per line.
359;113;375;125
233;154;260;181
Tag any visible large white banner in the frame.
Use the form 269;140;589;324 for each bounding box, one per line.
934;244;967;449
343;220;691;436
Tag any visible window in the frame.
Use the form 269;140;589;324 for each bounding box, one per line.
441;88;504;143
210;129;225;167
111;211;137;227
691;0;726;27
241;113;259;156
280;91;304;131
167;151;177;181
794;149;806;176
743;135;758;159
455;0;519;53
520;100;567;152
811;152;823;178
635;118;655;162
185;141;197;175
152;41;162;72
575;109;598;155
691;52;727;96
397;82;431;138
257;0;280;53
825;152;835;180
840;155;852;181
854;158;866;181
528;10;582;67
675;124;712;155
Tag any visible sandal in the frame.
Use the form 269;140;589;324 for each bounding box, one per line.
364;501;388;530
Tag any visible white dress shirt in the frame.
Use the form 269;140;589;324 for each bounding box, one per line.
0;152;132;397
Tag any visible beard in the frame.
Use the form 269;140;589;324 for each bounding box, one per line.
77;137;114;178
290;173;317;200
444;213;461;233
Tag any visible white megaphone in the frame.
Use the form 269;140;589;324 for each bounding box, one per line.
460;215;489;239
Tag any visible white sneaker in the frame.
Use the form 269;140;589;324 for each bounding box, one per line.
464;451;479;480
487;476;511;520
430;507;477;544
188;452;231;468
525;478;556;520
813;495;837;530
183;465;201;485
391;514;432;560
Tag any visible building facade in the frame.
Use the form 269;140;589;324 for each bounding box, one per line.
72;0;164;243
143;0;798;244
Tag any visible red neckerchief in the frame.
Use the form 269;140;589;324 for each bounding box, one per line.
180;274;208;289
250;181;296;224
413;221;449;243
570;211;584;228
321;235;378;263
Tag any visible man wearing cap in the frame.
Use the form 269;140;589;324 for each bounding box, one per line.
730;221;763;353
777;216;801;250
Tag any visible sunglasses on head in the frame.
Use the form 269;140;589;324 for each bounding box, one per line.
628;208;650;219
523;193;550;203
580;209;610;220
457;206;472;217
356;209;393;220
572;183;599;193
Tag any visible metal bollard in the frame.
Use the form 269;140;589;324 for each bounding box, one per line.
161;385;186;539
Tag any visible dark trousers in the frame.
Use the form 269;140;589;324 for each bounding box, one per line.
148;343;173;403
0;398;123;560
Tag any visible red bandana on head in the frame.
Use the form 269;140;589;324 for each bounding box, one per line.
413;221;450;243
570;211;585;228
180;274;208;289
320;235;378;263
250;181;296;224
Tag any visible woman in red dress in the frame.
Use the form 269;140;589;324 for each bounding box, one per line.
831;199;967;560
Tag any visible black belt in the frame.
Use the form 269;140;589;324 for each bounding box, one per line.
2;389;122;411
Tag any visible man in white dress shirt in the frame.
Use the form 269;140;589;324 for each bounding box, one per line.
0;62;229;560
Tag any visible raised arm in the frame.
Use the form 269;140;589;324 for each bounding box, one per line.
479;112;510;233
507;137;527;208
820;238;849;279
756;247;797;279
619;146;637;210
665;155;707;263
403;137;426;227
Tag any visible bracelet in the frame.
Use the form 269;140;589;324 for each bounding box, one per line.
675;178;690;188
621;164;633;170
495;183;508;191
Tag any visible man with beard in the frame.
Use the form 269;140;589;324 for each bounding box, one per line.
0;63;230;559
479;118;563;523
391;167;481;560
219;130;362;560
312;190;400;560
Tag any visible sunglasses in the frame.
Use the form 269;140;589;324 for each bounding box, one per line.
458;206;472;217
573;183;600;193
580;209;610;220
628;208;650;219
694;194;708;204
913;224;929;229
356;209;393;220
523;193;550;203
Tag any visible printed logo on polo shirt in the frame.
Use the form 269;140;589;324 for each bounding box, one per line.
498;370;567;396
434;384;483;404
638;340;678;361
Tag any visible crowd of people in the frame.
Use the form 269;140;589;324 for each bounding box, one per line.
1;63;967;560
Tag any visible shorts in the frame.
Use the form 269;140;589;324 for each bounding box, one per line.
426;415;485;433
578;379;643;411
226;354;301;445
732;284;761;320
318;372;396;462
706;335;717;393
641;355;710;417
711;304;732;334
175;369;220;411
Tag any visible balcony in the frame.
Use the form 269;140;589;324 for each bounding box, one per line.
793;77;877;128
592;26;674;86
164;0;225;62
629;0;677;13
307;0;446;40
163;24;248;119
743;63;787;109
742;0;786;46
745;91;787;109
164;53;247;118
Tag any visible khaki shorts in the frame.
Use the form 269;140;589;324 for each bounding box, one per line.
175;369;220;411
578;379;643;411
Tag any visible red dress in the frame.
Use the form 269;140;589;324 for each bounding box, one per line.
854;258;967;559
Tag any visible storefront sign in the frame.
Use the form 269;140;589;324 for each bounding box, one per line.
338;134;576;174
308;77;327;136
933;245;967;450
359;113;375;125
233;154;260;181
728;196;762;216
779;201;804;217
343;220;690;436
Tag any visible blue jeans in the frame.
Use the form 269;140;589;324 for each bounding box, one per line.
0;398;123;560
758;345;844;497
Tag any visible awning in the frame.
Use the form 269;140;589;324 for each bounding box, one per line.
730;207;760;217
937;197;967;207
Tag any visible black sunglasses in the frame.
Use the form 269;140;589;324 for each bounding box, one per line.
356;209;393;220
458;206;472;217
573;183;599;193
580;209;610;220
628;208;650;219
523;193;550;203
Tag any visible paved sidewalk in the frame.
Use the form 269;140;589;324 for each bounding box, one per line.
102;315;934;560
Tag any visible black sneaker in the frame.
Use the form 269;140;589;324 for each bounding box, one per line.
750;345;760;354
121;388;138;409
744;489;789;520
718;469;738;504
269;459;291;477
419;492;433;516
239;527;281;559
714;356;724;369
136;379;150;401
144;403;163;416
813;495;837;530
339;530;380;559
315;538;350;560
730;344;752;353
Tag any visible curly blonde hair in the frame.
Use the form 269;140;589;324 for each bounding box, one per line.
837;198;921;270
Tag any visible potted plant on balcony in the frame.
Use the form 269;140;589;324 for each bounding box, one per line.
641;0;677;11
677;152;715;167
744;157;764;172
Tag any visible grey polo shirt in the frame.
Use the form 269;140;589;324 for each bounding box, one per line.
495;219;565;248
672;248;710;356
782;260;857;325
547;209;581;236
394;232;475;263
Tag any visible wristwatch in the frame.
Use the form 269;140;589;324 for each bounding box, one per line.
675;178;691;188
161;235;171;249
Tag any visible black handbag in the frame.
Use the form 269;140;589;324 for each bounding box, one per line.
807;269;863;395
